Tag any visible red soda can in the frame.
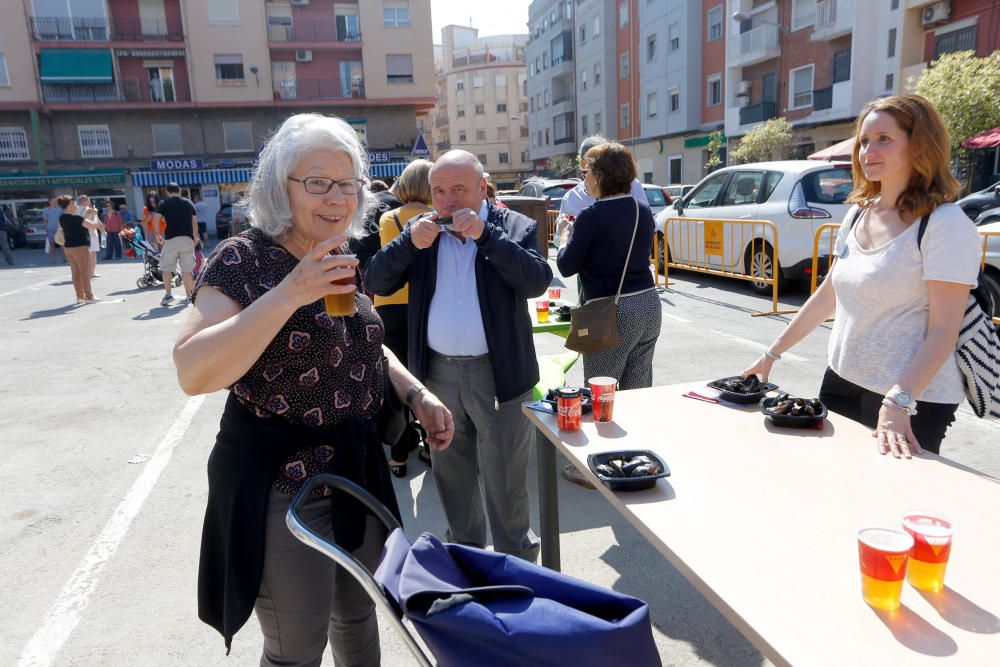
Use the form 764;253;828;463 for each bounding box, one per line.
557;386;582;431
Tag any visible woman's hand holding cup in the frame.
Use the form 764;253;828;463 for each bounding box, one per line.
279;234;358;310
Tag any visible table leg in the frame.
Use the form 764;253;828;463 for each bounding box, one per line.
535;426;561;571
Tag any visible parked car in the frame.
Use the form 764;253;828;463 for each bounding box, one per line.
641;184;672;216
19;208;46;248
653;160;853;294
517;178;581;210
957;180;1000;220
664;184;695;200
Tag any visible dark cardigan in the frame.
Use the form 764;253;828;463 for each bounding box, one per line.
198;393;401;652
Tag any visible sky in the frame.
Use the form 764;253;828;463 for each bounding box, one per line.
430;0;533;41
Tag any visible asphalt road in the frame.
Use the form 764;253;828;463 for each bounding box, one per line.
2;245;997;666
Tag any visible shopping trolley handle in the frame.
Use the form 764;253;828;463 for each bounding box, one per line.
288;473;402;537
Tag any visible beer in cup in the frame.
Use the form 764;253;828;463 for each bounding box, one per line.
857;527;914;611
901;511;953;593
589;377;618;422
324;251;357;317
536;299;550;324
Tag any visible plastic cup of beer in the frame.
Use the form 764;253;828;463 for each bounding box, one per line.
857;527;914;611
901;511;953;593
324;252;357;317
548;287;562;300
536;299;550;323
589;376;618;422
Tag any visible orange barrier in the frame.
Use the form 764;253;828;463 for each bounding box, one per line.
660;216;792;317
809;223;841;295
546;210;558;247
979;231;1000;326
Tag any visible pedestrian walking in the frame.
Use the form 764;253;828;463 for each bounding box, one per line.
43;197;64;264
57;195;100;303
0;206;13;265
103;201;124;260
172;112;453;664
193;194;209;242
150;182;197;306
78;195;105;278
741;94;981;458
366;149;552;562
142;193;162;250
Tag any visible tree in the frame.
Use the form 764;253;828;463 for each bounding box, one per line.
731;118;793;164
912;50;1000;191
704;130;725;172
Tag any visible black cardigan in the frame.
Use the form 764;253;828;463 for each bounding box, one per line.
198;393;400;652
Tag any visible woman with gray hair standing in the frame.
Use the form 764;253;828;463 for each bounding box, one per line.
172;113;454;665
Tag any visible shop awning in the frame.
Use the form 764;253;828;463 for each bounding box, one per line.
369;162;408;179
961;127;1000;150
131;168;254;186
39;49;113;84
809;137;855;161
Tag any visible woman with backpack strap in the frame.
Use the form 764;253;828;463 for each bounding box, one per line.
741;94;981;458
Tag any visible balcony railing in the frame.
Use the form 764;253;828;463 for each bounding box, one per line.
554;134;576;146
434;115;449;128
739;101;778;125
267;24;361;43
271;78;366;101
729;24;780;67
812;0;852;41
31;15;184;41
552;94;573;106
43;77;191;104
813;87;833;111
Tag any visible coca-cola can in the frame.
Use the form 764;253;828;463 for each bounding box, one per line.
557;386;582;431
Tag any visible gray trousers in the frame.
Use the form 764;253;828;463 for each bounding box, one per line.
583;288;662;390
255;487;385;667
426;352;540;562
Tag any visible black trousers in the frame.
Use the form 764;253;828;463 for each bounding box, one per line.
375;303;414;462
818;368;958;455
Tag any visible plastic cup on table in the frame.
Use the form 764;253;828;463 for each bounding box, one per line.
901;511;953;593
857;527;914;611
536;299;550;324
589;377;618;423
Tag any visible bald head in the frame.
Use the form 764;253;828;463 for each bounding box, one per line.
431;150;484;181
429;150;487;216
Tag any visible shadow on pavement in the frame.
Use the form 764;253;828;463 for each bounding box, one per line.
21;303;80;319
134;307;185;321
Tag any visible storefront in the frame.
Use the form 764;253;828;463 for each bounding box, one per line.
0;169;126;221
129;164;253;234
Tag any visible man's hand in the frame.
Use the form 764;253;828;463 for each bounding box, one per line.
448;208;486;241
410;215;442;249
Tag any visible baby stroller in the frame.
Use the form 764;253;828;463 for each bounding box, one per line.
122;234;181;289
288;475;661;667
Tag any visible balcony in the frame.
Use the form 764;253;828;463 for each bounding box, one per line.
267;24;362;44
120;77;191;103
434;114;449;128
42;77;191;104
739;101;778;126
31;16;184;42
813;87;833;111
812;0;853;41
272;78;365;101
728;24;780;68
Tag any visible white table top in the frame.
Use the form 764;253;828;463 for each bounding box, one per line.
523;382;1000;667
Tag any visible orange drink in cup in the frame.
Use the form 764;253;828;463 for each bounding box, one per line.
536;299;550;323
324;251;357;317
858;528;914;611
901;512;953;593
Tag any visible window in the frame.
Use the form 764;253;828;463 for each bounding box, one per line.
669;86;679;112
594;112;602;133
721;171;764;206
934;26;978;59
707;74;722;106
579;25;586;43
0;127;29;160
885;73;894;91
708;5;723;41
477;153;488;164
521;150;528;162
647;91;658;117
476;129;486;140
456;80;464;91
581;69;588;91
475;104;484;114
214;54;244;81
619;52;629;78
545;128;550;144
530;97;535;112
520;125;528;137
890;0;899;9
669;23;679;51
594;62;601;85
620;102;631;129
543;90;549;106
473;76;484;88
223;121;253;152
581;114;588;135
383;0;410;28
386;54;414;84
619;1;629;27
832;48;851;84
458;130;467;142
207;0;239;26
593;15;600;36
498;126;508;139
494;74;506;88
496;102;507;112
687;172;728;208
887;29;896;58
647;34;656;63
78;125;112;158
499;152;509;164
518;73;527;96
335;4;361;40
789;64;814;109
0;55;8;87
668;156;682;184
791;0;816;31
457;105;465;117
152;123;182;154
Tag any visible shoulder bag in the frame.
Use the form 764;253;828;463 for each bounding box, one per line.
565;199;640;354
54;224;65;246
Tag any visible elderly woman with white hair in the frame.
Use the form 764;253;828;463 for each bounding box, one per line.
172;113;454;665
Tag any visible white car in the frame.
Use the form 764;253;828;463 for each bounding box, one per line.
641;184;672;216
653;160;853;294
974;218;1000;318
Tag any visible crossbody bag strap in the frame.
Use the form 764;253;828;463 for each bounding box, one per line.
613;199;641;305
392;211;403;234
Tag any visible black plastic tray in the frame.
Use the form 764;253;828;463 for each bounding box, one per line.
707;376;779;404
760;396;828;428
542;386;593;414
587;450;671;491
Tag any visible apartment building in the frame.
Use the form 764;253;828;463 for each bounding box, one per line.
430;25;530;189
573;0;615;150
525;0;576;174
0;0;434;230
614;0;639;144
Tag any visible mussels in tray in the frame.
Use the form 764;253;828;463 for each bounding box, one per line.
760;393;828;428
720;375;762;394
587;450;671;491
706;375;779;404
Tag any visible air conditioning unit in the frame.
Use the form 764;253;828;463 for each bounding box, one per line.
290;0;309;6
295;49;313;63
921;1;951;27
737;80;752;96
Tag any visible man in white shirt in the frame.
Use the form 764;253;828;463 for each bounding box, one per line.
558;135;649;222
193;195;209;242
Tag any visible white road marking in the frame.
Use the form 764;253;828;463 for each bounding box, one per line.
17;395;205;667
707;329;810;362
662;312;692;323
0;279;57;300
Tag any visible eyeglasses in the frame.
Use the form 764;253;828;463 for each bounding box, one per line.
288;176;365;196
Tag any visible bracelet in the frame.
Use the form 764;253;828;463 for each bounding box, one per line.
764;349;781;361
881;397;917;416
404;383;426;408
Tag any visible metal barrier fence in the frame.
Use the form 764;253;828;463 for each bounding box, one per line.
660;216;792;316
546;210;558;247
809;223;841;294
979;231;1000;326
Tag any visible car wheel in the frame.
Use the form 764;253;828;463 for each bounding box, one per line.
655;232;671;274
744;242;788;296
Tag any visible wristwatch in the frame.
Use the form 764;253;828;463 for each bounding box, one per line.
885;386;916;414
404;383;426;408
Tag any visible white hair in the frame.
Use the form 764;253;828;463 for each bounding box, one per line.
245;113;373;239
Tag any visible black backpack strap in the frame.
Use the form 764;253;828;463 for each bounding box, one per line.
392;210;403;234
916;213;931;249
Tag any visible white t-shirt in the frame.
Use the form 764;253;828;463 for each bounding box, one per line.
828;203;980;403
559;178;649;217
